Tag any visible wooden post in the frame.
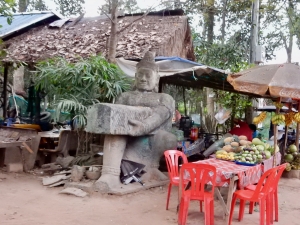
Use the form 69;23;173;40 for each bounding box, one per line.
182;87;187;116
295;101;300;150
2;63;8;118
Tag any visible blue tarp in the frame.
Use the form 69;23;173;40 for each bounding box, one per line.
155;56;203;66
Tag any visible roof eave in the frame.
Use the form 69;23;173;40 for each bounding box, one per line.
0;12;62;39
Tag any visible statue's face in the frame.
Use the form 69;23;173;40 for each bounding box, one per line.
135;68;159;91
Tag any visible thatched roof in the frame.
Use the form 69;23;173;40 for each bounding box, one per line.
3;9;195;63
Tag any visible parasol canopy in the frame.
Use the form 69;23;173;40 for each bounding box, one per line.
255;105;297;112
120;159;146;186
227;63;300;99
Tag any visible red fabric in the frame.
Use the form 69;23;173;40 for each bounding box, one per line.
229;120;253;141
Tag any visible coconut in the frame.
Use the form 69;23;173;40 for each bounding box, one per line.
284;154;294;162
288;144;297;153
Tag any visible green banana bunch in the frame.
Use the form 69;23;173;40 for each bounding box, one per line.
271;113;285;125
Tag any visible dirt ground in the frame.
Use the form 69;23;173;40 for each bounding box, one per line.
0;171;299;225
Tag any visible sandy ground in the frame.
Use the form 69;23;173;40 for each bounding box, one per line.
0;171;299;225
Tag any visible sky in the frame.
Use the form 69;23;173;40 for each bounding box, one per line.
44;0;300;65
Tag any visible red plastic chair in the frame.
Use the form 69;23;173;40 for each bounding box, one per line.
164;150;188;210
178;163;217;225
246;163;287;223
228;168;276;225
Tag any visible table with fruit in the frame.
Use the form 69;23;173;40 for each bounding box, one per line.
214;136;279;166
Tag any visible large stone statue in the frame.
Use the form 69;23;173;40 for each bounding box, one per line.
86;51;177;193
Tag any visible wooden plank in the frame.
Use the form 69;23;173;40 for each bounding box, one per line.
0;142;24;148
2;64;8;118
21;142;33;154
226;176;238;224
215;187;228;218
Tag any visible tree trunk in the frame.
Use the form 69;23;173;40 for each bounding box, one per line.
285;0;294;63
19;0;28;12
107;0;119;63
221;0;227;44
207;0;215;43
205;0;215;116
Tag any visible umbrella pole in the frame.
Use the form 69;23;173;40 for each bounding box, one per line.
273;98;281;167
295;101;300;151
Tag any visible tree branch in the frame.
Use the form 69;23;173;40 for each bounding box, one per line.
116;2;163;35
100;10;115;24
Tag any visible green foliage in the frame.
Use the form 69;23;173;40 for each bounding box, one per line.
195;40;249;73
26;0;49;11
0;0;16;26
99;0;141;14
54;0;85;16
33;55;132;128
194;38;252;128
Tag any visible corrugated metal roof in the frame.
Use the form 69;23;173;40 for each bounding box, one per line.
0;11;61;39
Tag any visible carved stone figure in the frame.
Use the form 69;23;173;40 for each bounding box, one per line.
86;51;177;193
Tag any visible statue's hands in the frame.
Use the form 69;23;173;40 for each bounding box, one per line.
128;119;146;136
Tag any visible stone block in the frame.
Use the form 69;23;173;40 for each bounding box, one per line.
86;103;152;135
7;163;23;172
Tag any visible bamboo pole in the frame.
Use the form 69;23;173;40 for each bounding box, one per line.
273;98;281;167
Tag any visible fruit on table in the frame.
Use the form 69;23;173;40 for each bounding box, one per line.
252;138;262;145
239;140;248;146
231;142;239;147
216;151;235;161
264;150;271;159
256;144;265;152
238;135;248;141
222;144;234;152
224;137;234;144
234;147;265;164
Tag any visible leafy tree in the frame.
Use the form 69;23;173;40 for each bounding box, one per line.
259;0;299;63
33;55;132;128
54;0;85;17
27;0;49;11
0;0;16;25
195;39;252;129
0;0;16;57
18;0;49;12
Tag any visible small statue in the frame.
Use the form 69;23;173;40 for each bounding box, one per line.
87;51;177;193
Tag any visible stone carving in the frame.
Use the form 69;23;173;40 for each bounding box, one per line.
86;51;177;193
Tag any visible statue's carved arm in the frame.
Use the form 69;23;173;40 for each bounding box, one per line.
127;105;171;136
